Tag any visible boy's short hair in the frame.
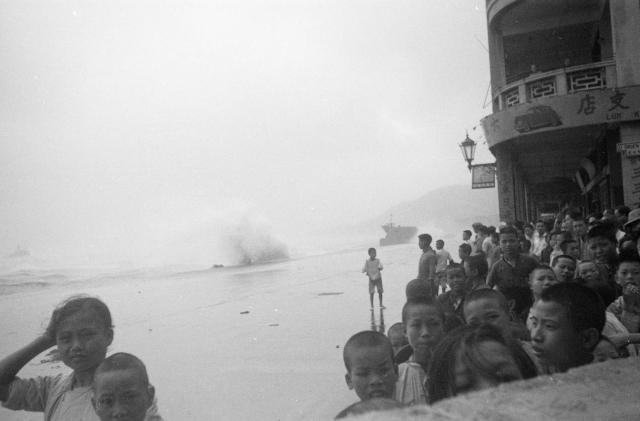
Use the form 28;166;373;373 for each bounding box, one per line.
551;254;577;267
387;322;404;337
539;283;605;336
617;249;640;267
93;352;150;388
464;288;509;311
463;230;472;237
465;254;488;278
436;239;444;246
368;247;376;254
559;239;578;254
405;278;431;300
616;205;630;217
530;263;554;276
418;233;432;244
343;331;394;371
445;262;464;274
401;298;445;324
458;243;472;255
499;225;518;237
586;221;617;243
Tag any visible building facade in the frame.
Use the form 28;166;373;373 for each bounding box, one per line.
481;0;640;223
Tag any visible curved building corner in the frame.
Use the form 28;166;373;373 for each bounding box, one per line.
481;0;640;222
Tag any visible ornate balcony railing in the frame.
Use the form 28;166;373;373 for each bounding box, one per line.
494;60;616;111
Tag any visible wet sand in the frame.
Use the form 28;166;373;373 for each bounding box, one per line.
0;243;419;420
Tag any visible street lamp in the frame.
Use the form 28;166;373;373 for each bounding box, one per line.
459;131;477;170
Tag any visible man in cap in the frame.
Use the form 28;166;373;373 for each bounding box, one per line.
417;233;437;298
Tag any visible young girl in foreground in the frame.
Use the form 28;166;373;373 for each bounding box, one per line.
427;324;537;404
0;295;160;420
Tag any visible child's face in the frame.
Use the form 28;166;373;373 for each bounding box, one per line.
528;300;583;370
553;258;576;283
593;339;620;363
93;369;154;421
616;261;640;288
565;242;581;260
388;329;408;355
499;233;519;257
368;250;376;259
535;222;545;234
588;237;615;264
446;268;466;294
453;340;522;395
463;232;471;240
530;269;558;300
345;346;397;401
405;304;445;365
577;262;601;284
463;298;509;331
56;311;113;373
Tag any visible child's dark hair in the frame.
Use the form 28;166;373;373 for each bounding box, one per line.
465;254;488;278
616;249;640;268
427;324;537;404
463;229;472;237
499;225;518;237
445;262;464;274
401;298;445;324
93;352;150;389
387;322;404;337
458;243;472;255
464;289;509;312
539;283;605;336
368;247;376;254
343;331;394;371
551;254;576;267
405;278;432;301
47;295;112;338
586;221;617;243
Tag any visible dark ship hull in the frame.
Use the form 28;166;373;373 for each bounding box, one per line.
379;223;418;246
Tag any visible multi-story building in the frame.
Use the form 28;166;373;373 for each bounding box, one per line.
481;0;640;222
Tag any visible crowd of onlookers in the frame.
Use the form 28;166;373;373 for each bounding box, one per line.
340;205;640;418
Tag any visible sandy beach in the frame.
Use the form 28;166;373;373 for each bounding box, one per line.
0;243;420;420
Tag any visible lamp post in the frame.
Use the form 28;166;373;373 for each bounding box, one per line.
459;132;477;171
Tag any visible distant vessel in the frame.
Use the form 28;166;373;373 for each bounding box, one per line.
379;216;417;246
8;245;30;258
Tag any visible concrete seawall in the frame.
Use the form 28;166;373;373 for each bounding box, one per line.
355;358;640;420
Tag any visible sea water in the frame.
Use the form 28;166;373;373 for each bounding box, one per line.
0;242;420;420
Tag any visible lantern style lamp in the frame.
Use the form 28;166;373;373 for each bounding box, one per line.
459;132;477;170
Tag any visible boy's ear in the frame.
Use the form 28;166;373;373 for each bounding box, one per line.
146;385;155;408
345;373;354;390
581;328;600;351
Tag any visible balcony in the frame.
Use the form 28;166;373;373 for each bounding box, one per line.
494;60;616;111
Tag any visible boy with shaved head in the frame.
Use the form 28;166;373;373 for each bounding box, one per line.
342;331;398;403
92;352;162;421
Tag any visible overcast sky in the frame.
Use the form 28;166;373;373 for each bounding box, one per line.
0;0;493;264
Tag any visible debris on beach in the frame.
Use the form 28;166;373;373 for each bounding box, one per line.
317;292;343;296
240;310;250;314
40;349;61;364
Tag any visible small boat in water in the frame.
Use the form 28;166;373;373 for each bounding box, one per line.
379;217;417;246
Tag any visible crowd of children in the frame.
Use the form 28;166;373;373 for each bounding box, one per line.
0;296;162;421
343;206;640;418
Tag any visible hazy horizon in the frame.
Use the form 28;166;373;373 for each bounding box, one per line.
1;1;495;266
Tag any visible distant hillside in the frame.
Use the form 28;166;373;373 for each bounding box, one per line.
358;185;500;245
